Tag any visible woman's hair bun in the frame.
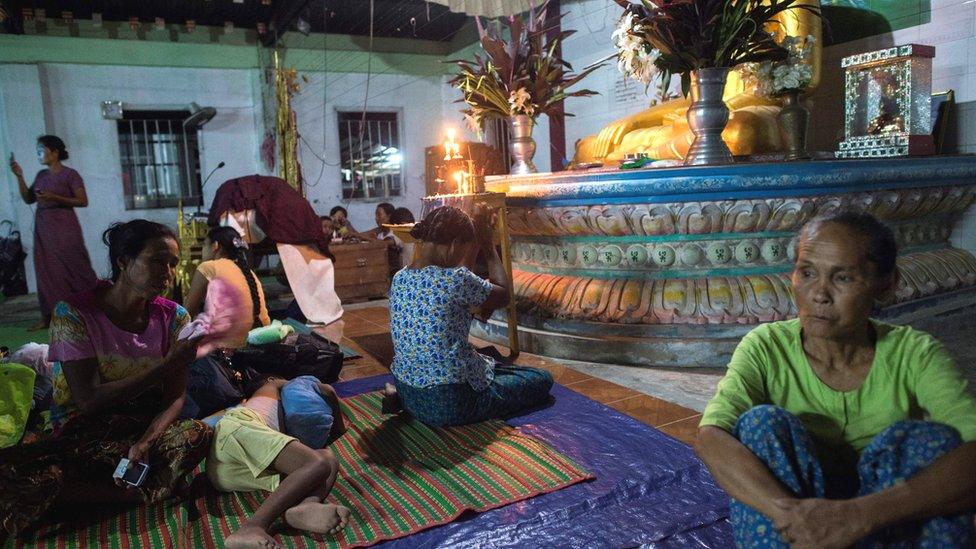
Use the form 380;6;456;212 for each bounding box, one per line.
409;219;430;240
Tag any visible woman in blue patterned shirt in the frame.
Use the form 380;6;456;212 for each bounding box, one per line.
384;205;553;425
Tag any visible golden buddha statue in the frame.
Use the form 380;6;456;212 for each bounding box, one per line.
573;2;823;164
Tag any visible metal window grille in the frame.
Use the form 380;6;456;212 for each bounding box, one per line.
337;111;402;200
117;110;203;209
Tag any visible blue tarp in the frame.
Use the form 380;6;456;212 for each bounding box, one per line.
334;375;733;548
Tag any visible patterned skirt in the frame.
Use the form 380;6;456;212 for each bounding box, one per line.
0;396;212;537
395;365;554;426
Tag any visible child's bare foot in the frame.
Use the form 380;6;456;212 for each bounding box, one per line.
285;499;351;535
381;383;401;414
224;525;282;549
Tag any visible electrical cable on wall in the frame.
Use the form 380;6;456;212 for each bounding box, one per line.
357;0;375;193
304;1;612;109
299;0;613;196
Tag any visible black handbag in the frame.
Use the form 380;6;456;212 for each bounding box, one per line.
181;351;262;419
231;332;343;383
0;221;28;297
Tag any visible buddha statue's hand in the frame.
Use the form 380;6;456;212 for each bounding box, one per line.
592;118;638;160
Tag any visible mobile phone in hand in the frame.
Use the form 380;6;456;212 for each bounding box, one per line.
8;152;13;165
113;458;150;487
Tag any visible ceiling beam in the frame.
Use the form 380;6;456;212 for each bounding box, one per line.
263;0;317;48
2;0;25;34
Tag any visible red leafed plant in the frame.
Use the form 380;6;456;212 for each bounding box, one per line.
448;1;604;131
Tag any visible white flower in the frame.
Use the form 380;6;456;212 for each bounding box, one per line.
613;13;660;86
464;111;482;133
738;34;816;96
508;88;535;116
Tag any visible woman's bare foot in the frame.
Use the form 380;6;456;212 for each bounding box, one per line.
284;498;351;535
380;383;401;414
224;525;282;549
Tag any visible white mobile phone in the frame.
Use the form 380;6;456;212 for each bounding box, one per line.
113;458;150;487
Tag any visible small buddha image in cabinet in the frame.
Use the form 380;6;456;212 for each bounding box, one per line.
331;240;391;301
837;44;935;158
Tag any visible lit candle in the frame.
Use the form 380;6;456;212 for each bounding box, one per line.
444;128;459;161
452;171;464;194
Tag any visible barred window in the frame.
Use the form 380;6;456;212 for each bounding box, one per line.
337;111;402;200
117;110;203;209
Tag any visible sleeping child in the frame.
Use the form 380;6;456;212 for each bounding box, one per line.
206;376;349;549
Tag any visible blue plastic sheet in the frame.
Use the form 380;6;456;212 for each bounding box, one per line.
334;375;733;548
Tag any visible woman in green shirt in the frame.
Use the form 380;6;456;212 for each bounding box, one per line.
696;212;976;548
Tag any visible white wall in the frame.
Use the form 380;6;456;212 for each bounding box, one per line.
1;64;53;293
0;63;263;287
293;70;451;231
802;0;976;253
558;0;665;162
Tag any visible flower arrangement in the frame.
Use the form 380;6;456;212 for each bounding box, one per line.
449;2;603;132
612;12;660;87
612;0;820;94
739;34;816;96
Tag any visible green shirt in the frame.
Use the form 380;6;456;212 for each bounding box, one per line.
701;319;976;476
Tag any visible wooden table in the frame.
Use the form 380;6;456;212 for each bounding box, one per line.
331;240;391;301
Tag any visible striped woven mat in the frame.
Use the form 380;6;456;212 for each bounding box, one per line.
11;391;592;548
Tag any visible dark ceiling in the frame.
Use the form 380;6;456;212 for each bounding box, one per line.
3;0;474;43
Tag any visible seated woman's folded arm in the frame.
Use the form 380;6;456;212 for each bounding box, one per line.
695;330;795;518
127;304;200;463
852;338;976;530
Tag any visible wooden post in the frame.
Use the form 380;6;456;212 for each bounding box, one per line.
545;0;566;171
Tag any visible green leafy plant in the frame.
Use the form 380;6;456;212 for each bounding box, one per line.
614;0;820;94
448;2;604;131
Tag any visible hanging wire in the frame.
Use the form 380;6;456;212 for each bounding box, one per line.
305;0;614;110
298;0;616;179
359;0;375;135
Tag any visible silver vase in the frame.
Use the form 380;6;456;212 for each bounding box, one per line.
508;114;537;175
778;89;811;161
685;67;734;166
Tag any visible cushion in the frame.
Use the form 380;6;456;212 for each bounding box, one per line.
247;320;295;346
0;362;35;448
281;375;334;449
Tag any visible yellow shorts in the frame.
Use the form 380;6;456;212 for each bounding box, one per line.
206;407;296;492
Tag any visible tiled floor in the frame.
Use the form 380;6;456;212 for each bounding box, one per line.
7;290;973;445
320;305;702;445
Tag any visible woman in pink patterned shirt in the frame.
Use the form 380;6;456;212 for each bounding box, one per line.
0;220;212;537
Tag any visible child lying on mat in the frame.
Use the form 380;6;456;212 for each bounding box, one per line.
205;376;349;549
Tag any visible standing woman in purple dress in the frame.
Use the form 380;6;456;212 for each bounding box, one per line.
9;135;97;329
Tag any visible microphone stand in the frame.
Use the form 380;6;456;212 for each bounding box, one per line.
196;162;225;214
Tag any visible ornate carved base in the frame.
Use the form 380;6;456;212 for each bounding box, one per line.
482;157;976;367
510;247;976;325
473;284;976;368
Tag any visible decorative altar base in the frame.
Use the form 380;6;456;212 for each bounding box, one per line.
473;157;976;369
